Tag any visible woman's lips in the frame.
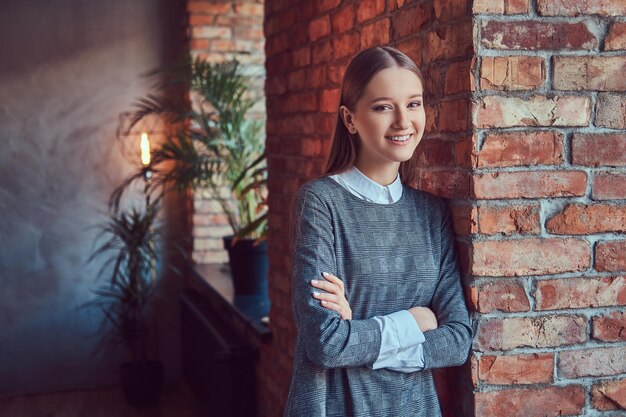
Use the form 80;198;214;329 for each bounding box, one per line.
384;133;413;146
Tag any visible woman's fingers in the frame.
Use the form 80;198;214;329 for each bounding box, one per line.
310;278;340;295
318;300;343;316
312;291;339;304
321;272;345;292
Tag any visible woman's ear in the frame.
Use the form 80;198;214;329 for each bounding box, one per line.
339;105;355;133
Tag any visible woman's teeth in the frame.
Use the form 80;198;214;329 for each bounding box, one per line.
385;134;411;142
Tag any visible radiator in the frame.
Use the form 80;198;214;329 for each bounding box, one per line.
181;289;258;417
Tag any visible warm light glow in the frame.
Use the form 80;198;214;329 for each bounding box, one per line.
140;132;151;166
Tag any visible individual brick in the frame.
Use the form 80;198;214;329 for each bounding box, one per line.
473;238;590;276
478;353;554;384
537;0;626;16
470;280;531;313
473;0;529;14
546;204;626;234
481;20;597;50
592;378;626;411
472;171;587;199
474;95;591;128
594;173;626;200
535;276;626;310
476;315;587;350
596;241;626;272
475;386;585;417
596;93;626;129
476;131;564;167
593;311;626;342
480;56;545;90
572;134;626;167
559;346;626;378
554;56;626;91
606;21;626;51
477;204;541;235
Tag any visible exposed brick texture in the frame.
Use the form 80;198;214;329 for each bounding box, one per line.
592;378;626;411
535;276;626;310
476;315;587;350
470;280;530;313
475;385;585;417
476;204;541;235
559;346;626;378
474;95;591;128
481;21;597;50
593;310;626;342
471;3;626;416
477;353;554;384
479;56;545;90
596;240;626;272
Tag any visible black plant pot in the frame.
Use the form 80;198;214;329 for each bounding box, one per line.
223;235;269;298
120;360;164;406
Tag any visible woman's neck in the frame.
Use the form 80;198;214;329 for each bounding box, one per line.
354;161;400;186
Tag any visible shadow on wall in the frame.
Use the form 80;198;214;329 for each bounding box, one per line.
0;0;186;396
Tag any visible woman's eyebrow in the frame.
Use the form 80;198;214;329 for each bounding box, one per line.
370;94;423;103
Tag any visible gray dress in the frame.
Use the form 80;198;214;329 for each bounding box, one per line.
284;176;473;417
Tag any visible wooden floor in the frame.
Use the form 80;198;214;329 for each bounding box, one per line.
0;384;207;417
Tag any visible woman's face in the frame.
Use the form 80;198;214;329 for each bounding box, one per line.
342;66;425;172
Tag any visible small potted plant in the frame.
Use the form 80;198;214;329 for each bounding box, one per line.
84;192;165;406
126;56;268;297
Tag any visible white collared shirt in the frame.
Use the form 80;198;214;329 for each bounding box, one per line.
330;165;403;204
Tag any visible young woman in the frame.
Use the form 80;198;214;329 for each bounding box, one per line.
285;46;472;417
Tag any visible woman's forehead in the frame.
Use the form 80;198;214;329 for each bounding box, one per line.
362;67;423;100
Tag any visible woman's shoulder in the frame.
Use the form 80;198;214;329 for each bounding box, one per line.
403;185;450;215
295;176;337;201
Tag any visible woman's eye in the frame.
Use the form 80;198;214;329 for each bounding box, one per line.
409;101;422;108
373;105;391;111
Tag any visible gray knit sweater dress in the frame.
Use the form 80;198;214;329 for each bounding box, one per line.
284;176;473;417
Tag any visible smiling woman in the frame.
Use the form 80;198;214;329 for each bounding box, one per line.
285;46;472;417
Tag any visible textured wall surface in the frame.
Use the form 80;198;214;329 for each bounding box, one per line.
0;0;185;396
470;1;626;415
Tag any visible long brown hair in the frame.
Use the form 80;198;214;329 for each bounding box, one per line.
323;46;424;187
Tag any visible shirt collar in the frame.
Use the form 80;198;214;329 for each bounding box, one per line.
340;166;403;203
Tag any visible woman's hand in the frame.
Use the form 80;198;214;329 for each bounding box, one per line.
311;272;352;320
408;306;438;332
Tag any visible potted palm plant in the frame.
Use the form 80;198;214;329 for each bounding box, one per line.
126;57;268;297
85;193;165;406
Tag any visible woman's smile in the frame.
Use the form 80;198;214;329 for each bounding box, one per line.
384;132;413;145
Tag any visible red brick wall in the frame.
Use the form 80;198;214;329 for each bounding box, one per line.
187;0;266;264
470;1;626;416
262;0;474;416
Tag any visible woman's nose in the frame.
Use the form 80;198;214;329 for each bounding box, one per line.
393;108;410;129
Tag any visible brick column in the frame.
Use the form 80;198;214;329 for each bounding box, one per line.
187;0;265;264
471;1;626;416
